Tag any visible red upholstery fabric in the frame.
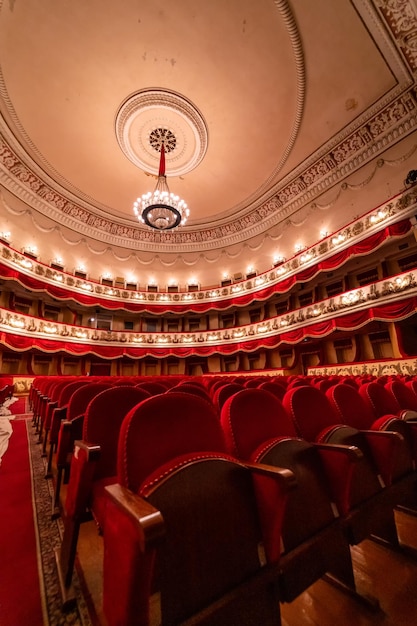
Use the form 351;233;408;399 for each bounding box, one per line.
219;387;364;597
386;380;417;412
212;383;243;411
221;388;297;460
258;381;287;401
406;379;417;397
49;380;90;443
326;383;377;430
282;385;388;515
43;379;77;431
135;381;167;395
117;392;227;493
167;383;211;400
326;383;413;485
282;386;338;442
359;381;401;417
65;386;151;520
85;386;151;480
104;391;290;626
56;382;111;467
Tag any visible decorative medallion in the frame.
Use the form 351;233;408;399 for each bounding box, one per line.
115;89;208;176
149;128;177;153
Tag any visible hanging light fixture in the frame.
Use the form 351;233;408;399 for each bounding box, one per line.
133;130;189;230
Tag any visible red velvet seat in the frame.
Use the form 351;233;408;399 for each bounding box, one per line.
386;379;417;416
29;376;46;410
135;381;167;395
244;377;267;388
41;378;78;454
167;382;212;400
282;385;403;547
360;381;417;463
56;385;150;592
212;382;243;411
327;383;417;510
46;380;90;476
52;381;112;514
102;392;295;626
406;378;417;397
33;378;57;432
314;378;336;393
220;387;361;601
258;381;287;401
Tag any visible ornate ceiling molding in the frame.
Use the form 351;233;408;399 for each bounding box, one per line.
0;0;416;256
115;89;209;177
1;87;417;253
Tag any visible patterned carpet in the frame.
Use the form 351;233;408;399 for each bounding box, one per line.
26;417;94;626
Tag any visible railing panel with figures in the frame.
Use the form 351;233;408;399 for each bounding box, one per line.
0;270;416;357
0;187;416;313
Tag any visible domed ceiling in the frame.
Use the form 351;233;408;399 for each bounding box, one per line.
1;0;417;288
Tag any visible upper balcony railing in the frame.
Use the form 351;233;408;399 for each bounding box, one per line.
1;186;416;313
1;269;416;355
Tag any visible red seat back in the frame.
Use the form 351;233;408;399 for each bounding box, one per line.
118;392;226;493
358;382;401;417
66;382;111;421
258;381;287;401
57;380;90;408
282;386;338;441
385;380;417;411
83;386;151;480
135;381;167;395
326;383;376;430
212;383;243;411
221;388;297;460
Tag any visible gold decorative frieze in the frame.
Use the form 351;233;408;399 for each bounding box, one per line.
1;269;416;351
0;187;415;309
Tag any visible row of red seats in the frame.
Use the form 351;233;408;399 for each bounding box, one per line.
101;381;417;625
29;374;417;624
31;379;294;623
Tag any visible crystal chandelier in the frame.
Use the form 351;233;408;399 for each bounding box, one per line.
133;134;189;230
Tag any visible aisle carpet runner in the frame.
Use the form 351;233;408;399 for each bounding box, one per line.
0;416;93;626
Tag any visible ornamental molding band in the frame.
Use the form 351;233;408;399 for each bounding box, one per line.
308;357;417;377
375;0;417;72
1;88;417;253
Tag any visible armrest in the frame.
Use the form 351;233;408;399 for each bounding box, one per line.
244;462;296;563
56;420;77;466
313;442;363;460
400;409;417;422
313;443;363;517
65;440;101;519
244;461;297;491
103;485;165;626
105;483;165;550
74;439;101;462
360;429;407;485
50;406;68;443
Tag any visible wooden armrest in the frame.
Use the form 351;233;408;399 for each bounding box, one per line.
361;429;404;442
105;484;165;550
313;442;363;460
244;462;297;491
73;439;101;463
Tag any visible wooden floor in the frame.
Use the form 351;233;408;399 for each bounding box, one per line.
74;515;417;626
